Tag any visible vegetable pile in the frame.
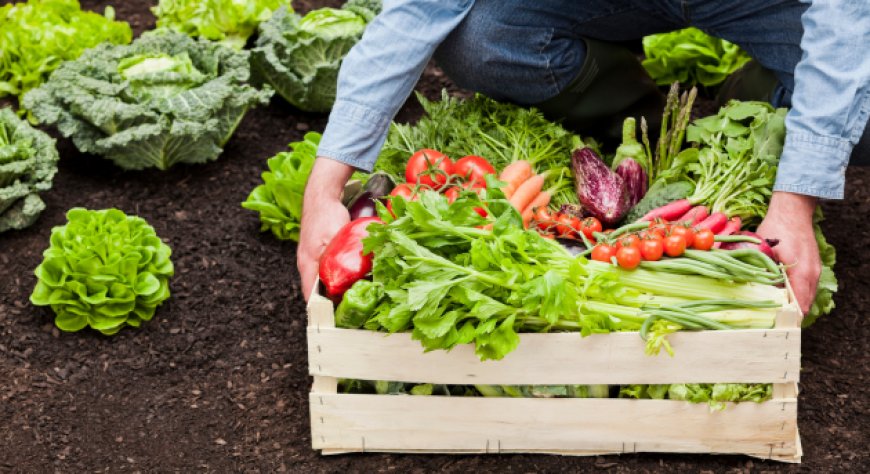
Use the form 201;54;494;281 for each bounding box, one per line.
0;0;132;115
642;27;751;87
0;107;59;233
24;30;273;170
251;0;381;112
152;0;289;49
30;208;174;335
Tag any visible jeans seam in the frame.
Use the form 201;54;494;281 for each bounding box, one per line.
539;27;560;98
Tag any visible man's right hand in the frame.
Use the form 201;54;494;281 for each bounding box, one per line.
297;157;355;301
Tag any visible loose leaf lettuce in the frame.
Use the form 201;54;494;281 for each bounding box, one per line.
0;107;59;232
242;132;320;241
805;208;838;327
250;1;381;112
30;208;174;335
0;0;132;116
24;30;273;170
152;0;290;50
642;28;751;87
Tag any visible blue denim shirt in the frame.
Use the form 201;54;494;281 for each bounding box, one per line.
318;0;870;200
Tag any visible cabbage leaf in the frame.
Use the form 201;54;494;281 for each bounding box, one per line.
251;1;381;112
642;27;751;87
152;0;290;50
24;31;273;170
0;107;59;232
0;0;131;116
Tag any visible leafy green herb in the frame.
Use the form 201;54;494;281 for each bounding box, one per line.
24;30;273;170
642;28;751;87
30;208;174;335
0;107;59;232
0;0;132;116
376;91;581;207
152;0;289;49
242;132;320;241
251;1;381;112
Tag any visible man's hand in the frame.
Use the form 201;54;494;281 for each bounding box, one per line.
757;192;820;315
297;157;355;301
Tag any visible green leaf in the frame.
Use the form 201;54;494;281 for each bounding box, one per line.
642;28;751;87
152;0;290;49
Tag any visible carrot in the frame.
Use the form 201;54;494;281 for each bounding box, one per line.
499;160;533;197
508;174;545;212
521;191;551;228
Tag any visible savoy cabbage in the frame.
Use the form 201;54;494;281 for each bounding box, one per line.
24;30;273;170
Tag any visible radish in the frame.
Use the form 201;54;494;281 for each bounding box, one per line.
696;212;728;233
640;198;692;222
677;205;708;225
713;217;742;248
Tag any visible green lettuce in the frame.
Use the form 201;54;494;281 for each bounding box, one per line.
242;132;320;241
30;208;174;335
152;0;290;50
0;107;59;232
23;30;273;170
804;208;838;327
642;27;751;87
0;0;132;115
250;1;381;112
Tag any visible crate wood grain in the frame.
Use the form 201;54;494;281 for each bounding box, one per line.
307;281;802;463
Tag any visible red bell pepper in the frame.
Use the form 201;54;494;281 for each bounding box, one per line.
319;217;382;297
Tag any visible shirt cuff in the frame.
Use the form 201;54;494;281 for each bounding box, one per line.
317;99;392;172
773;133;851;199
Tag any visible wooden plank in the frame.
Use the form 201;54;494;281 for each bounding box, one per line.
307;327;800;384
307;283;338;395
310;394;798;457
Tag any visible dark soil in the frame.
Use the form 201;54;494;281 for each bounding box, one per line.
1;1;868;472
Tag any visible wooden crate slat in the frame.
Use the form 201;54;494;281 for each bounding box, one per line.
310;394;798;457
307;326;800;384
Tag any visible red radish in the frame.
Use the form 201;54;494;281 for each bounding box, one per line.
319;217;382;297
712;217;742;249
677;205;708;225
720;231;777;260
695;212;728;233
640;198;693;222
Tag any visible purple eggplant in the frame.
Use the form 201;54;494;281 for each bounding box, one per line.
348;191;379;219
571;147;631;227
614;158;648;207
346;173;395;219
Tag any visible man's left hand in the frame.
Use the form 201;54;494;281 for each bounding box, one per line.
757;192;821;316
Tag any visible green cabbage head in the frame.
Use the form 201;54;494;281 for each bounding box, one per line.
251;0;381;112
642;27;751;87
30;208;174;335
0;107;59;232
23;30;273;170
152;0;291;50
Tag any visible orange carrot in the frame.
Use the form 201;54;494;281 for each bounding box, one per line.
521;191;551;228
508;174;545;212
499;160;533;197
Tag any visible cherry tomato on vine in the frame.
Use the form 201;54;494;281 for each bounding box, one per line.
692;228;715;250
616;246;641;269
670;225;696;247
640;238;664;261
579;217;602;239
405;149;453;190
591;244;617;262
534;208;553;232
556;214;580;238
443;186;460;203
453;155;495;188
617;234;641;250
387;183;416;214
663;234;687;257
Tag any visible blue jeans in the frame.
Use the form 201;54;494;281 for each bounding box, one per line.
434;0;807;108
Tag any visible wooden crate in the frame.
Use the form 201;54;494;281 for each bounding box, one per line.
306;282;802;462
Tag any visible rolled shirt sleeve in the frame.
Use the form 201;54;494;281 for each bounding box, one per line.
775;0;870;199
317;0;474;171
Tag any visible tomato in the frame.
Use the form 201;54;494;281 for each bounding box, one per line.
591;244;617;263
617;234;641;250
670;225;695;247
474;207;488;217
639;231;663;242
579;217;602;239
534;208;554;232
406;149;453;190
387;183;415;214
693;228;715;250
453;155;495;188
663;234;687;257
556;214;580;238
616;246;641;269
444;186;460;203
640;238;664;261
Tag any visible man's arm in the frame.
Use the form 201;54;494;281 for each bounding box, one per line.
758;0;870;314
298;0;474;300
